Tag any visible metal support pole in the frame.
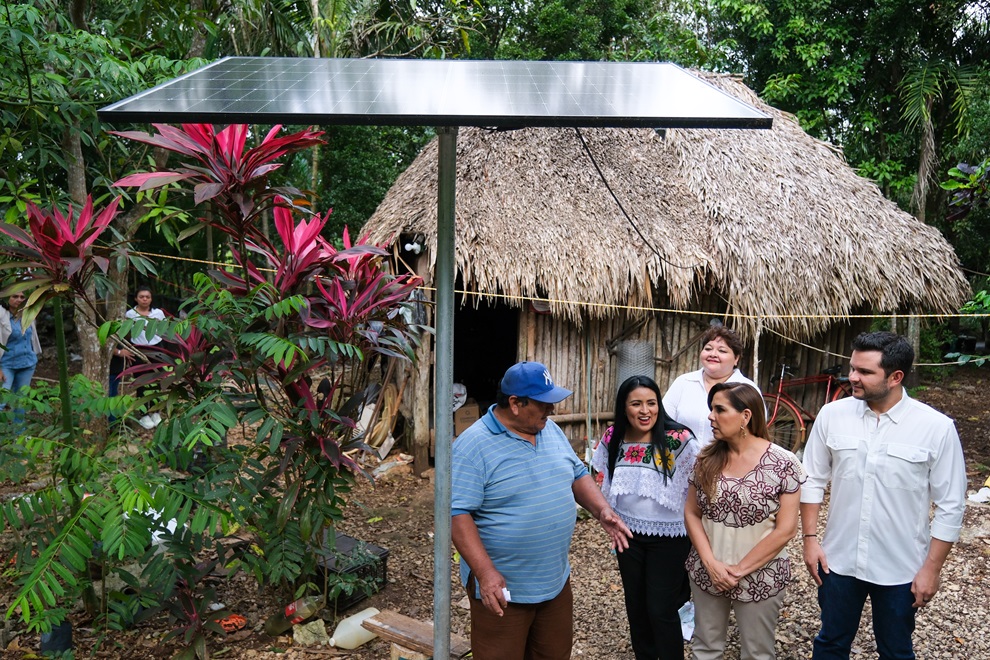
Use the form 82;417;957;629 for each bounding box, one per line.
433;126;457;659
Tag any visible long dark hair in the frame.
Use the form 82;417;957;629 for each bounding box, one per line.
694;381;767;498
606;375;689;482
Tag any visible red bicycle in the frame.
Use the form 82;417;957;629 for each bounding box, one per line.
763;363;852;452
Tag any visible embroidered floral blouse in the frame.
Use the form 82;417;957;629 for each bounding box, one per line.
686;443;806;602
592;425;699;537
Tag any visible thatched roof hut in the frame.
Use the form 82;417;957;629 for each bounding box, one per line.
362;71;969;466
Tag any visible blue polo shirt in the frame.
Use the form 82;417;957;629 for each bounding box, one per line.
452;404;588;603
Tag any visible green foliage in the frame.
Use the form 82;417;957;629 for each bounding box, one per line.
0;376;224;635
0;0;209;205
940;157;990;272
315;125;433;235
944;289;990;366
960;289;990;315
608;0;716;66
899;61;980;141
498;0;646;60
701;0;989;190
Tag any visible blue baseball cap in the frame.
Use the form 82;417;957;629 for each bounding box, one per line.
500;362;573;404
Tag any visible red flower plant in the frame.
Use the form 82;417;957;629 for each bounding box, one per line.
0;196;120;328
111;124;324;252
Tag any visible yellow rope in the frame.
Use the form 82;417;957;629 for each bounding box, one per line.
124;250;981;369
130;251;990;321
413;285;990;320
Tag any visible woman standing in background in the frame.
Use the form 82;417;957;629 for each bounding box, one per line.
663;326;760;447
110;285;166;429
1;290;42;425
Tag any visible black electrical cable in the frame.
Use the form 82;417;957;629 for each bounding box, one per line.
574;127;700;271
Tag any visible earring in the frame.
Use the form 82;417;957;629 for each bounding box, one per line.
740;424;747;437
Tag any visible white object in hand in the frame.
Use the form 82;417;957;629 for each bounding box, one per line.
502;588;511;602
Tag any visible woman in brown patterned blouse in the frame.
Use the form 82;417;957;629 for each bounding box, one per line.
684;382;806;660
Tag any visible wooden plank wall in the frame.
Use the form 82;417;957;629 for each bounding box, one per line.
516;301;871;451
518;293;732;451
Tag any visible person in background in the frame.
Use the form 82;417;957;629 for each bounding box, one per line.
110;286;167;429
663;326;761;447
1;291;42;423
592;375;699;660
801;331;967;659
684;382;805;660
452;361;632;660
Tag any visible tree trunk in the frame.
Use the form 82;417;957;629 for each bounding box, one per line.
910;100;936;224
188;0;207;58
68;0;87;30
63;125;106;386
108;148;171;326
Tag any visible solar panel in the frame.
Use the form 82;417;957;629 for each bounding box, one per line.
98;57;771;129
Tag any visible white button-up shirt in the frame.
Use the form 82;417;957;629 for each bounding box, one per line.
663;368;761;446
801;390;966;585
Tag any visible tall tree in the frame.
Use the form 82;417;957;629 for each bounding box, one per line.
496;0;648;60
0;0;210;385
700;0;990;217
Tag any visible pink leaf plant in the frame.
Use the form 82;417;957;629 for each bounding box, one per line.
111;124;324;253
0;196;120;328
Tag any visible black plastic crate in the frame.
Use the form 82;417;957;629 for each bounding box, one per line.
317;534;389;611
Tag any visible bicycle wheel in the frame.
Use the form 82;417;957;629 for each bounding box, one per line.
763;394;806;453
830;380;852;402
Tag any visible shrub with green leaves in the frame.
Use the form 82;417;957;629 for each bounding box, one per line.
1;123;424;659
945;288;990;366
0;376;225;637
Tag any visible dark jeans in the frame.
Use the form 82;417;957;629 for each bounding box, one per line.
467;575;573;660
813;569;916;660
616;533;691;660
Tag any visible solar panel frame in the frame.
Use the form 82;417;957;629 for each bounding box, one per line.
98;57;772;129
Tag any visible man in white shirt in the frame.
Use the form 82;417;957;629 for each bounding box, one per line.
800;331;966;660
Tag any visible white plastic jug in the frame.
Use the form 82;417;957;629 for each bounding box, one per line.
328;606;380;649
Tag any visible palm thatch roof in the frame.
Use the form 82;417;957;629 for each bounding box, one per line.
362;71;969;339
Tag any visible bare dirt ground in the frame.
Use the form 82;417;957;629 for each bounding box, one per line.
2;366;989;659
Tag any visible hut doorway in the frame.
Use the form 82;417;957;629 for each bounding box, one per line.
453;297;519;411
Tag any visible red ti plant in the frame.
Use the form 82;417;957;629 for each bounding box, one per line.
204;196;424;465
0;196;120;329
108;124;425;592
111;123;324;256
0;195;121;438
305;226;424;356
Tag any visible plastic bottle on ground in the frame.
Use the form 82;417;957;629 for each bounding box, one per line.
263;595;323;636
328;607;380;649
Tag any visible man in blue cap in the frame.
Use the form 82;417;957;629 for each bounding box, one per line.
452;361;632;660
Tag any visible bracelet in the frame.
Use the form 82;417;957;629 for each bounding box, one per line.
803;534;817;538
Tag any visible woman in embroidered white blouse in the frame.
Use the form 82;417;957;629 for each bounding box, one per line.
592;375;699;660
